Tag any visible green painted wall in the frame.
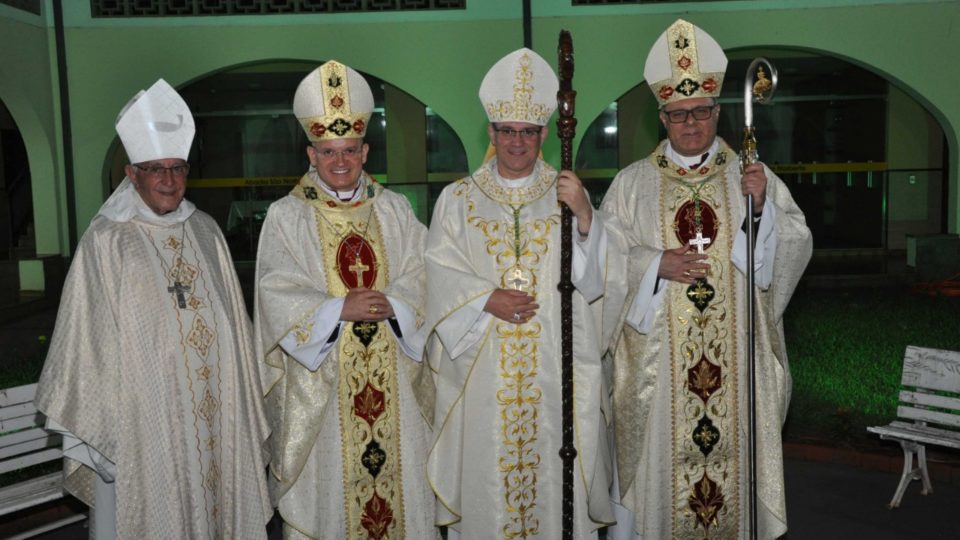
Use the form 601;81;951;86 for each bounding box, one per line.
56;3;523;231
1;0;958;257
531;2;960;232
0;5;63;256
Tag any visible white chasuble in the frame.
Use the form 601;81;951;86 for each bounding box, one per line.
424;159;626;539
256;173;435;540
35;210;272;539
602;139;812;539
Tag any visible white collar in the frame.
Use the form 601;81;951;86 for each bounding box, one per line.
490;159;539;189
97;177;195;225
665;138;719;169
308;168;363;202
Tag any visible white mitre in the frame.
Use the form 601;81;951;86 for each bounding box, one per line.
294;60;374;141
644;19;728;107
116;79;195;163
479;48;558;126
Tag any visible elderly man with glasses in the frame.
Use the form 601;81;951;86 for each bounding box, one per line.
601;19;811;540
35;79;272;539
253;60;436;539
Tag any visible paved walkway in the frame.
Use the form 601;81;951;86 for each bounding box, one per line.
7;453;958;539
785;457;958;539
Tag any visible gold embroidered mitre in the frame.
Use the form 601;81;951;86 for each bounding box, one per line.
479;48;558;126
644;19;728;107
294;60;374;141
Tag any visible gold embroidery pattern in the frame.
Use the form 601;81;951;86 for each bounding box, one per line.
298;60;372;141
662;162;741;538
470;161;557;207
169;256;199;288
314;195;405;539
293;319;314;346
187;316;216;358
461;166;558;537
485;52;554;125
336;319;404;539
303;177;390;298
147;226;223;537
197;388;220;426
653;139;732;185
651;19;726;106
467;165;559;297
496;321;543;539
205;460;221;493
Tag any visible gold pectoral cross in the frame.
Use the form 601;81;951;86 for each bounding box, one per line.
349;258;369;284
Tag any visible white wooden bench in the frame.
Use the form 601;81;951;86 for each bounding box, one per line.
867;345;960;508
0;383;86;538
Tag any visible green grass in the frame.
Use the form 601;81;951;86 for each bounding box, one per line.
0;335;48;389
783;286;960;447
3;289;958;453
0;336;50;488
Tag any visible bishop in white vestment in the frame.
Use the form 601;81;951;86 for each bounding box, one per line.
424;48;627;539
35;79;272;539
601;20;812;539
255;61;436;539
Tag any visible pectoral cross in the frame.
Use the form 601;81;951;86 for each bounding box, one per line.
349;258;369;285
168;281;191;309
689;231;712;254
507;266;530;291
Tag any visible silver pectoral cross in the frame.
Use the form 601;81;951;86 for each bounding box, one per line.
689;231;712;254
168;281;191;309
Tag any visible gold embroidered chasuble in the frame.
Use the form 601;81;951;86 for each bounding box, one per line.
35;211;271;539
424;160;624;539
601;139;811;539
256;172;435;539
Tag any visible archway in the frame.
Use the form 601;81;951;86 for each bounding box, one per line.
0;98;31;264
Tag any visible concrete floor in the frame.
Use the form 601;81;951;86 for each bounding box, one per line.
5;454;957;539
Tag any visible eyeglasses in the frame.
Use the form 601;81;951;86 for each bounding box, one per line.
662;105;717;124
133;163;190;177
314;145;364;160
493;126;543;139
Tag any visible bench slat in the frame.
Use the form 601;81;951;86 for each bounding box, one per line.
899;390;960;414
0;414;44;434
0;384;38;408
877;419;960;440
0;426;58;451
897;405;960;429
868;421;960;450
903;346;960;392
0;447;61;475
0;402;39;422
0;432;61;461
0;472;64;517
